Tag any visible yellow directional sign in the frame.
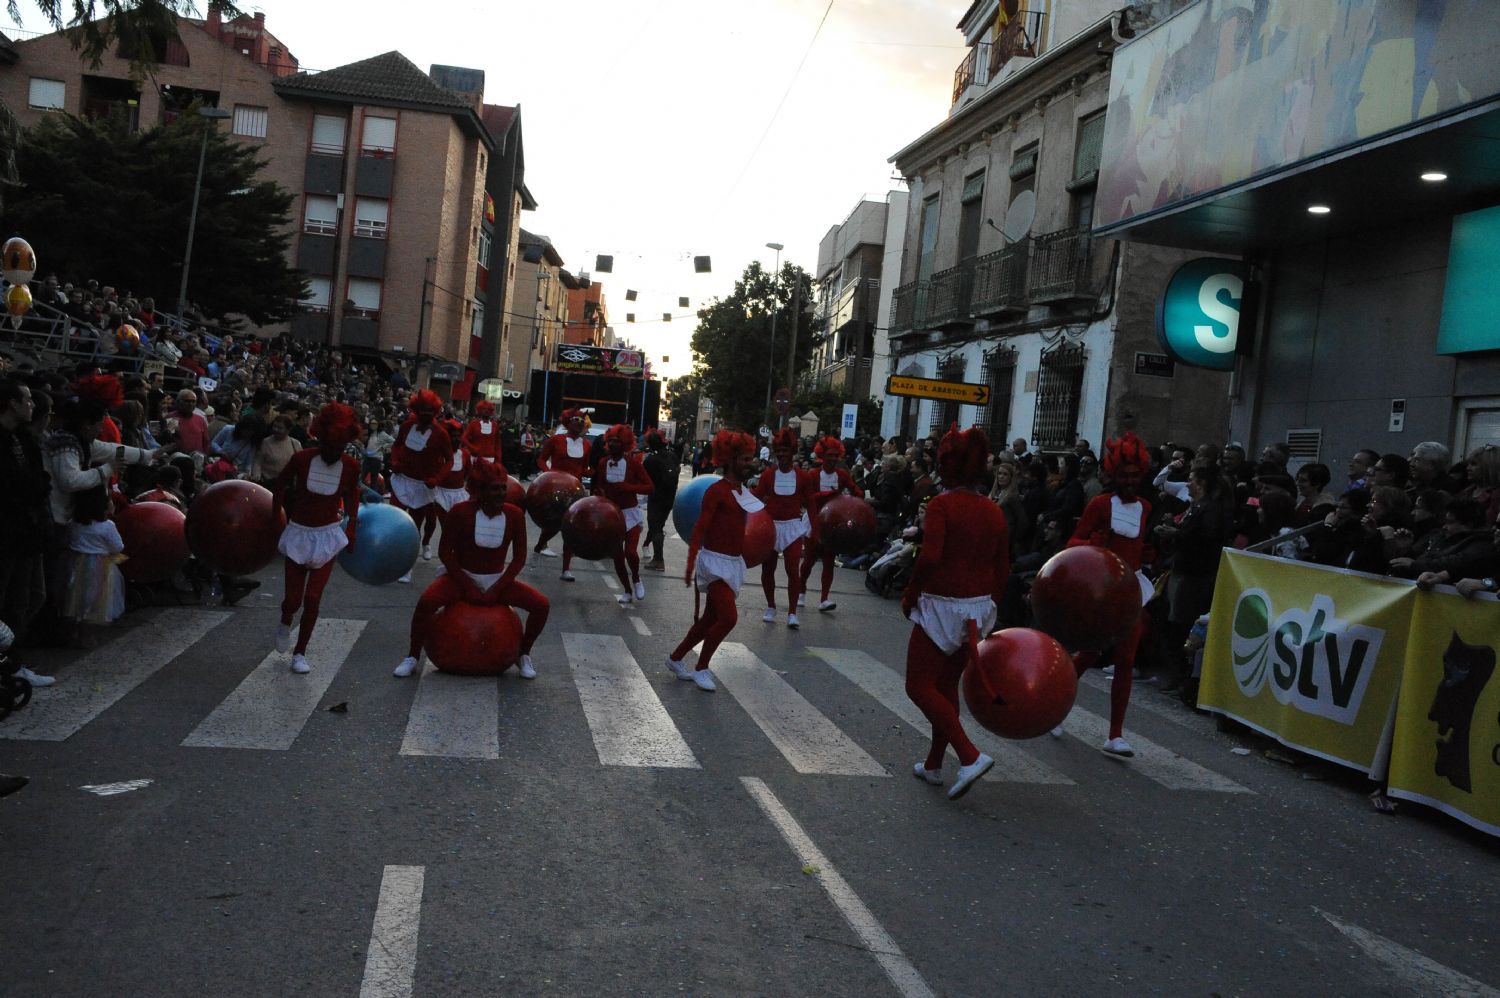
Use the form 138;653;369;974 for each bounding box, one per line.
885;374;990;406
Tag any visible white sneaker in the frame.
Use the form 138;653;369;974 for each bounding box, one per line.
912;762;942;786
561;570;575;582
818;599;836;613
947;753;994;800
691;668;716;692
1102;737;1135;758
398;570;413;584
274;624;293;654
762;607;777;623
422;544;434;561
633;581;646;601
393;656;419;678
517;655;537;680
1101;664;1115;677
16;667;55;688
665;656;692;681
797;594;806;608
290;655;310;675
536;547;558;558
1050;726;1064;738
787;613;800;630
616;594;634;605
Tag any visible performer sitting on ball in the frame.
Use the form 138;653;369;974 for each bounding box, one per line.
799;435;864;613
593;424;654;604
534;408;590;573
271;402;363;675
666;429;762;692
396;459;549;680
902;424;1008;799
461;400;502;464
757;426;815;628
389;391;453;581
1065;431;1154;758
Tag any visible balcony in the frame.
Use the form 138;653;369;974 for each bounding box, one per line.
951;11;1044;108
971;243;1029;318
890;281;921;337
927;261;975;330
818;356;874;397
1028;228;1095;303
830;277;879;332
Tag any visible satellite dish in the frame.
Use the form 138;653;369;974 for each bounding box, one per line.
1003;190;1036;242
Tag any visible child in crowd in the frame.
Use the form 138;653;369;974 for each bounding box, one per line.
65;486;128;627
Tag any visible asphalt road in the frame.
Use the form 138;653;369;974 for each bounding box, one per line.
3;486;1498;997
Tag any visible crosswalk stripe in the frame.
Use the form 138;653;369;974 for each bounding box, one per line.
563;632;699;769
1079;671;1206;731
1057;707;1253;794
359;865;424;998
183;618;367;750
807;647;1074;785
399;662;500;759
630;616;652;636
602;574;620;590
2;609;231;742
713;643;888;777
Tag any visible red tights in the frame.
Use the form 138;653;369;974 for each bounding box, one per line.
281;558;337;655
407;575;550;659
761;539;804;609
905;625;980;769
1072;613;1145;739
670;580;737;670
798;541;836;602
392;499;440;550
613;524;643;586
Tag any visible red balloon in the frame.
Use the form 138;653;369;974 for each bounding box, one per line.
962;627;1078;739
115;501;190;583
817;494;877;555
427;602;522;675
561;495;626;560
743;510;775;568
1030;545;1139;652
184;480;286;576
505;478;525;507
525;471;584;532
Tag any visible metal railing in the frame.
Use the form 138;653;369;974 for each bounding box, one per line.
971;242;1029;316
830;276;879;331
1029;228;1094;302
891;281;919;336
950;11;1045;106
928;260;975;328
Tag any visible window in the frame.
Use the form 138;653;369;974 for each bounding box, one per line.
916;194;941;284
346;278;382;317
361;116;397;156
979;347;1017;446
232;105;267;139
353;198;389;238
311;114;346;155
1032;341;1086;450
303;195;338;235
471;302;485;341
301;277;332;312
1072;112;1105;185
930;355;967;431
28;78;65;111
478;229;492;263
958;170;985;263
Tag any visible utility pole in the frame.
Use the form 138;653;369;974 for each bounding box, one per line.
786;273;801;400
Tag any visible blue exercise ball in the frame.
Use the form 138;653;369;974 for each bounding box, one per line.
671;474;721;541
338;503;419;585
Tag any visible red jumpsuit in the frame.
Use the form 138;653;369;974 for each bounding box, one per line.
390;419;452;544
800;465;864;604
434;446;472;514
272;449;361;655
756;464;815;610
671;479;752;671
534;430;590;556
593;451;654;587
461;418;502;463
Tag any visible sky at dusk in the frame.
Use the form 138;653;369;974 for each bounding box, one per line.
5;0;971;379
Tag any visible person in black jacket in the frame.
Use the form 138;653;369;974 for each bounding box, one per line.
1152;465;1234;695
1392;499;1496;581
641;430;680;571
0;379;54;664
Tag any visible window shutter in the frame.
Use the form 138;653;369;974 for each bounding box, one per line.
28;78;65;110
362;116;397;154
232;105;268;139
311;114;346;154
353;198;389;238
1072;113;1105;184
347;278;382;311
303;196;338;234
302;277;331;310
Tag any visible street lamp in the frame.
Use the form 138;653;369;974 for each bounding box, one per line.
176;105;233;321
763;242;783;423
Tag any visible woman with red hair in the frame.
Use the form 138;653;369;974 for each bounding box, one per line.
270;403;363;674
593;424;654;602
462;400;502;464
665;429;762;691
901;425;1007;799
1063;431;1154;757
798;435;864;612
534;408;590;570
756;426;815;627
389;390;453;582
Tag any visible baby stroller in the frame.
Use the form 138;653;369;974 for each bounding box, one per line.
0;623;32;721
864;538;916;599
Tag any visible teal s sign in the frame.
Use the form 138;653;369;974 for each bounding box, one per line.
1156;258;1252;371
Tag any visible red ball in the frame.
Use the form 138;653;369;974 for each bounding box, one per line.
1030;545;1140;652
505;478;525;508
525;471;584;532
817;494;877;555
184;480;286;576
115;501;190;583
962;628;1078;739
427;602;522;676
742;510;776;568
561;495;627;560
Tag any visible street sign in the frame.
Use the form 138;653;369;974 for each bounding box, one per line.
885;374;990;406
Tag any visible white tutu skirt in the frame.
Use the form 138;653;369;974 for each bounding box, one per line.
909;593;996;656
279;521;349;569
623;506;646;532
390;473;434;509
695;548;746;596
65;553;126;624
435;485;470;512
773;514;810;552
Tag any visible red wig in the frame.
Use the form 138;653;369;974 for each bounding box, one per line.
1102;431;1151;479
71;373;124;411
813;435;844;461
937;424;989;487
444;418;464;439
310;402;363;448
603;423;636;451
408;389;442;414
475;400;496;418
771;426;799;452
712;429;755;467
643;429;665;449
560;407;585;425
467;456;510;491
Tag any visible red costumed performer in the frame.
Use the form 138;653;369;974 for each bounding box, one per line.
389;391;453;581
757;427;815;628
271;403;363;674
534;408;590;573
461;400;502;463
1064;431;1154;758
798;435;864;612
433;423;472;516
395;459;549;680
593;424;654;604
665;430;762;692
901;425;1009;799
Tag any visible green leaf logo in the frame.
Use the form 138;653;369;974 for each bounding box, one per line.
1230;589;1272;696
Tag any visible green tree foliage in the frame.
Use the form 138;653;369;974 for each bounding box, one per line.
663;371;702;434
794;383;882;441
6;0;241;75
689;260;815;432
7;110;304;324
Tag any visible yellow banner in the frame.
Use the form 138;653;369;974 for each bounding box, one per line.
1201;551;1413;774
1388;591;1500;838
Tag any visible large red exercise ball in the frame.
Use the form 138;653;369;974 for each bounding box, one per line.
185;480;286;576
1029;545;1139;652
338;502;419;585
115;501;190;583
817;494;877;555
525;471;584;532
742;510;775;569
427;602;523;676
561;495;626;560
505;477;525;508
962;627;1078;739
671;474;721;540
2;236;36;286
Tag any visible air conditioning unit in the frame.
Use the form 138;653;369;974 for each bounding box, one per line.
1285;428;1322;472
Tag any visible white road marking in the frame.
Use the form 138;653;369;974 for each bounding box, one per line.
2;609;230;742
602;574;620;590
80;779;153;796
182;619;367;750
713;644;888;777
563;633;699;768
807;647;1074;785
359;865;424;998
399;662;500;759
742;777;934;998
1056;705;1252;794
630;616;652;636
1079;671;1208;731
1317;908;1500;997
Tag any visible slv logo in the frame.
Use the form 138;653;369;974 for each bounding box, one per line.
1230;589;1383;725
1155;258;1250;371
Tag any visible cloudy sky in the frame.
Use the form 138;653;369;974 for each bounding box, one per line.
6;0;970;378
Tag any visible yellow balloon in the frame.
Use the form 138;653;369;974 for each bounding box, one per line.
5;283;32;317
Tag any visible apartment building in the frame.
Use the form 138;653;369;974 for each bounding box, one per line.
563;282;608;347
508;229;577;420
810;193;907;402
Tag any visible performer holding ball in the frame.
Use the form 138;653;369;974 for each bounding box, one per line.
593;424;654;604
461;400;502;464
757;427;814;628
389;391;453;581
534;408;590;572
799;435;863;613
